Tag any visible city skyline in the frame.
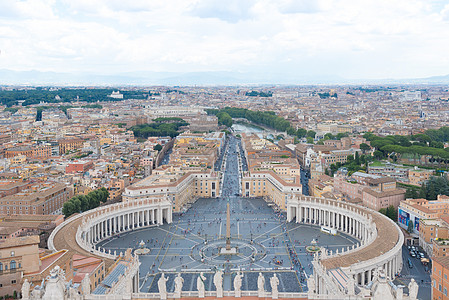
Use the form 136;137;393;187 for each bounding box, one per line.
2;0;449;84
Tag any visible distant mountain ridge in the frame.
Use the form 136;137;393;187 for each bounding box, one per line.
0;69;449;86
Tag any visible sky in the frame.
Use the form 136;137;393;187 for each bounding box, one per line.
1;0;449;81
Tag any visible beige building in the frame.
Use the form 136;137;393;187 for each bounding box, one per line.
123;167;220;212
241;170;302;210
0;235;40;297
0;182;73;216
408;168;434;186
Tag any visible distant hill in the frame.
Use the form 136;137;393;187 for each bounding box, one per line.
1;68;449;86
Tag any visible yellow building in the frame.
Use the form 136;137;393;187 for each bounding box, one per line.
241;170;302;210
0;236;40;297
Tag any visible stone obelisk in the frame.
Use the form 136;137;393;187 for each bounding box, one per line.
226;202;231;250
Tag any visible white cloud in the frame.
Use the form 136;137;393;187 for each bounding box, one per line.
1;0;449;80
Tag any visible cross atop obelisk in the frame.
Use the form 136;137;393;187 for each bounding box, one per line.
226;202;231;250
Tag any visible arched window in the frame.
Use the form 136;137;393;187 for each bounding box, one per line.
0;262;3;271
10;260;16;270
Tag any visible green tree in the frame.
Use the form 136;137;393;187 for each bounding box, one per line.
62;201;76;218
306;130;316;138
336;132;349;139
296;128;307;138
405;188;418;199
100;187;109;202
385;205;397;222
407;220;414;233
373;150;384;160
153;144;163;151
306;137;314;144
72;198;82;213
359;143;371;153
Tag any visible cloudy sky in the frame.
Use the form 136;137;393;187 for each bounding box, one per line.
1;0;449;81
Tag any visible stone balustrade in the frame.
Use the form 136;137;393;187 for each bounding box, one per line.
286;195;403;295
49;197;172;261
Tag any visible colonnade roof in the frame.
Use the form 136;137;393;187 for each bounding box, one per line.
52;211;115;269
321;208;399;270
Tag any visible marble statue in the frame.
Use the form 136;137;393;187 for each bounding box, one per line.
31;287;43;300
234;271;243;297
408;278;418;300
257;272;265;297
158;273;169;300
81;274;90;295
68;286;81;300
197;272;206;298
42;267;66;300
396;285;403;300
270;274;279;299
347;275;355;295
307;275;316;295
22;279;31;300
124;248;133;261
214;269;224;298
174;273;184;298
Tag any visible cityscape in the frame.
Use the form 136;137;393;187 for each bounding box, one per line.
2;1;449;300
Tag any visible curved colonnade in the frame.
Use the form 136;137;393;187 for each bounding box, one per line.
49;197;172;262
287;196;403;297
49;195;403;298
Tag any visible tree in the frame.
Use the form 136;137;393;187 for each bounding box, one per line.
62;201;76;218
405;188;418;199
407;220;414;233
306;137;314;144
336;132;349;140
373;150;384;160
100;187;109;202
386;205;397;222
306;130;316;138
72;198;82;213
359;143;371;153
153;144;163;151
296;128;307;138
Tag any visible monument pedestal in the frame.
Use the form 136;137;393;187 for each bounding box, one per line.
220;247;237;255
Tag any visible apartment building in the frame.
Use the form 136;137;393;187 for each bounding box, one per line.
0;236;40;298
432;256;449;300
0;182;73;215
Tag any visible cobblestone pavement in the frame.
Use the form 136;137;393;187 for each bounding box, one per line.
97;136;358;292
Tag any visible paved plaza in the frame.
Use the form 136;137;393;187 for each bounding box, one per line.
97;136;359;293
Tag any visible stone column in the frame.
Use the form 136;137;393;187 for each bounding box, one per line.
158;207;163;225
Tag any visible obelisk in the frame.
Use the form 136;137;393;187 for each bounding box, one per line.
226;202;231;250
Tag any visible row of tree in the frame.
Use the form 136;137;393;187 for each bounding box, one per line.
62;188;109;218
130;119;189;138
245;90;273;97
206;107;291;132
0;88;148;107
405;176;449;200
364;130;449;167
326;153;374;176
379;205;397;222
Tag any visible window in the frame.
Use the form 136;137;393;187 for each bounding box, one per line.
0;262;2;271
11;280;16;284
10;260;16;270
444;288;447;296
